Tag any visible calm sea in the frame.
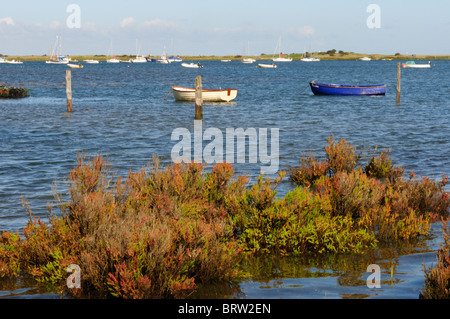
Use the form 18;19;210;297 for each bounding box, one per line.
0;59;449;298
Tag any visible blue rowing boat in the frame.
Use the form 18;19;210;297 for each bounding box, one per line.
309;80;386;96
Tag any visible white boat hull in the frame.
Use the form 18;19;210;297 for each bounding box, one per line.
301;57;320;62
130;57;147;63
402;63;431;68
46;60;69;64
403;65;431;68
242;58;256;64
272;57;292;62
181;62;203;68
172;86;237;102
258;63;277;68
68;63;83;69
4;60;23;64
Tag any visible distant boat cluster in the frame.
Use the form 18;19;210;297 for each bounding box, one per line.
0;57;23;64
39;55;185;65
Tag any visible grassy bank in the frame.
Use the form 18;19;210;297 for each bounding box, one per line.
3;52;450;62
0;136;449;298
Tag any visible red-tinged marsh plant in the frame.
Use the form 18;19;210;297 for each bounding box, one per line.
385;172;450;222
238;182;377;255
1;142;449;298
316;170;386;220
0;155;244;299
289;136;449;244
288;136;362;187
288;153;330;187
325;135;360;175
364;148;405;181
420;219;450;299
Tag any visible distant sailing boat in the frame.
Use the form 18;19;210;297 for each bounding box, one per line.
46;36;69;64
156;46;171;64
107;39;120;63
272;36;292;62
242;42;256;64
129;39;147;63
301;42;320;62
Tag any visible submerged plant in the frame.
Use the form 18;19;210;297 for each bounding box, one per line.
420;219;450;299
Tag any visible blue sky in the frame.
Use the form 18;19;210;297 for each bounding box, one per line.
0;0;449;56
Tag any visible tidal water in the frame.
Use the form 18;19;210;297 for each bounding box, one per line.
0;59;449;298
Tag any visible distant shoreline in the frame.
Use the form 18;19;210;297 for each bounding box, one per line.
2;52;449;62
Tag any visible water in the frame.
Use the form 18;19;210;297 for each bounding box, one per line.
0;59;449;298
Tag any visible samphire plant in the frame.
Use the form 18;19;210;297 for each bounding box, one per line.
1;136;449;298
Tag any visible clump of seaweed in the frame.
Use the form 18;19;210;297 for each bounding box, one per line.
0;86;30;99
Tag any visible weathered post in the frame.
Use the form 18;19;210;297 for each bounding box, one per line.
396;62;401;104
195;75;203;120
66;70;72;112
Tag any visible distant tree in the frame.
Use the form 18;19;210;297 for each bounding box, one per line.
395;53;401;56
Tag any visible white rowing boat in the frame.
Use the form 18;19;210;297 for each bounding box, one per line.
181;62;203;68
172;86;237;102
4;59;23;64
68;63;83;69
301;57;320;62
258;63;277;68
402;61;431;68
242;58;256;64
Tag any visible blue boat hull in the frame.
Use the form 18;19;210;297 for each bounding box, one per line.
309;81;386;96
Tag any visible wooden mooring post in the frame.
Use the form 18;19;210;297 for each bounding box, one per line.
195;75;203;120
66;70;72;112
396;62;401;104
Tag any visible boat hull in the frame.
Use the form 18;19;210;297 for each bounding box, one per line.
301;58;320;62
84;60;100;64
67;64;83;69
172;86;237;102
272;58;292;62
402;63;430;69
258;64;277;68
181;63;203;68
46;60;69;64
309;81;386;96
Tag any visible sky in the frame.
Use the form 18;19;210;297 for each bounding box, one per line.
0;0;449;56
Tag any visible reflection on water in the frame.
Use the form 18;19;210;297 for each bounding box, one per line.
192;223;446;299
